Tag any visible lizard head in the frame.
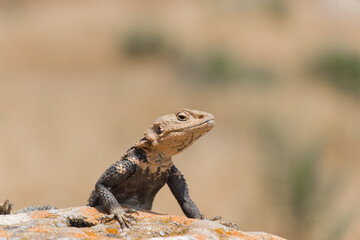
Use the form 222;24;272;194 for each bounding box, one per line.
136;108;215;164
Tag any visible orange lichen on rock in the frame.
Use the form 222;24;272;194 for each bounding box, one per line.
0;229;10;238
0;206;286;239
215;227;225;234
214;227;276;240
225;230;256;239
226;230;250;237
84;229;103;238
163;214;195;226
28;225;53;233
105;228;119;235
31;210;55;219
69;232;87;238
79;206;103;224
193;233;209;240
138;211;195;226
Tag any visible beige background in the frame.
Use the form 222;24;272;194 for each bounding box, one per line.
0;1;359;239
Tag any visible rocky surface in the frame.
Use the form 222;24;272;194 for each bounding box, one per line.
0;206;285;239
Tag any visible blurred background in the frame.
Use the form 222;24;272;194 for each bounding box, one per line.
0;0;359;239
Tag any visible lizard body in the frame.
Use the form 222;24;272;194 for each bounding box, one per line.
1;109;215;228
88;108;214;227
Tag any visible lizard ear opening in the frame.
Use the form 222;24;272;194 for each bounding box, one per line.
153;124;162;135
136;128;158;150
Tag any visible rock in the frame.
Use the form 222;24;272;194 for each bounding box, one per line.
0;206;286;239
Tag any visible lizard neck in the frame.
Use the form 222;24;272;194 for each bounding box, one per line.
134;144;172;166
144;149;172;166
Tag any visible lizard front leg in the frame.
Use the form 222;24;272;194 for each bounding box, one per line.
167;165;203;219
95;160;138;228
167;165;238;229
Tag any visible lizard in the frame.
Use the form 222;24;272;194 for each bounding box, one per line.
1;109;216;229
87;108;215;228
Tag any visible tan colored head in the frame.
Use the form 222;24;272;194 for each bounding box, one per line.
136;109;215;164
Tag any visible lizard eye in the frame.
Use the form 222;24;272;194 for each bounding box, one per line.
176;111;188;121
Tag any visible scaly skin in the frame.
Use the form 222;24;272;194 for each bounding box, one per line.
88;108;215;228
1;109;218;229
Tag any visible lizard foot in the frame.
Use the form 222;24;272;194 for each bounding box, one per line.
210;216;239;230
0;200;13;215
100;208;138;229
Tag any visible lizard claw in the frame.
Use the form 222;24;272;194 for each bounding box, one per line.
120;214;132;228
100;207;138;229
124;213;137;222
221;222;239;230
124;208;139;215
210;216;222;222
210;216;239;230
100;213;116;223
0;200;13;215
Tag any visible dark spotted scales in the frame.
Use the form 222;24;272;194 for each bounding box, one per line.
87;109;214;227
1;109;216;228
88;147;202;219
